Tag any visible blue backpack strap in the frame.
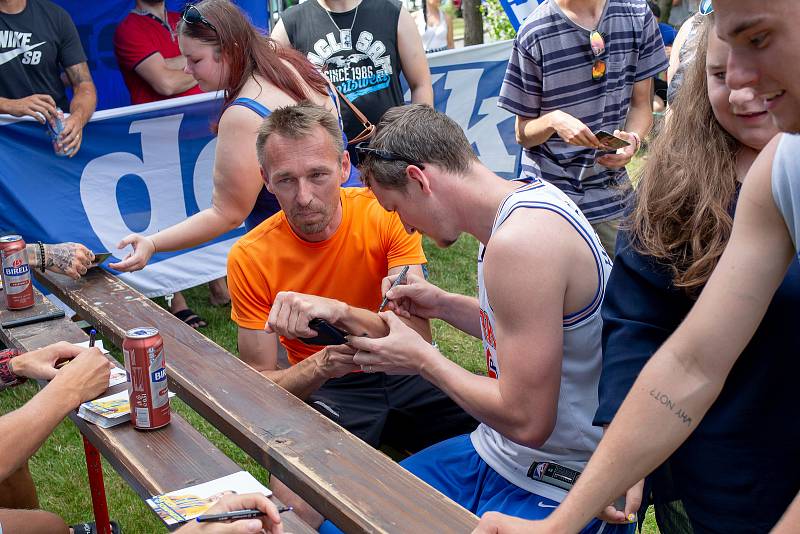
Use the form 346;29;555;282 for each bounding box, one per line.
229;97;271;118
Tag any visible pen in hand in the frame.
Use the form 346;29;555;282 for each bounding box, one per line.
378;265;410;313
195;506;293;523
56;328;96;369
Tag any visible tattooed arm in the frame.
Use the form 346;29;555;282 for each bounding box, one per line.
477;136;798;534
25;243;93;280
59;62;97;157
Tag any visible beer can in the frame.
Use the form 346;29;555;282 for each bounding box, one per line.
0;235;34;310
122;327;171;429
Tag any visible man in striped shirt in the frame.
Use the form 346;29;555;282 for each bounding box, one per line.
499;0;668;257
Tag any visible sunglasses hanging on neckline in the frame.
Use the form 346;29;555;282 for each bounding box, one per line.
590;30;606;81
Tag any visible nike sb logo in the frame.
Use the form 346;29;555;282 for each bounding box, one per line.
0;31;45;66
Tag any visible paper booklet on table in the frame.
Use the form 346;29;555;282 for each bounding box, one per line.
146;471;272;525
77;390;175;428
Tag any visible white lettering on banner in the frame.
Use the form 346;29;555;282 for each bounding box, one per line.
80;114;188;255
192;138;217;211
436;69;517;174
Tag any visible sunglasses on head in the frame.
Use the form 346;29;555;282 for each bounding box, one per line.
699;0;713;16
182;4;218;33
354;142;425;169
590;30;606;81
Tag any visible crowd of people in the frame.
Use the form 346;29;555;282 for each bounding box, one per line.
1;0;799;532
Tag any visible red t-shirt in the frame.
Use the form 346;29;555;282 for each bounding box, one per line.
113;11;202;105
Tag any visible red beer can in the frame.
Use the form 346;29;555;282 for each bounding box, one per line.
122;327;171;429
0;235;34;310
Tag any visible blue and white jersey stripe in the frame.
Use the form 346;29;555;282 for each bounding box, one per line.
499;0;668;223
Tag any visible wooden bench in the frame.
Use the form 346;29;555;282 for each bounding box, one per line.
0;289;313;533
39;268;480;533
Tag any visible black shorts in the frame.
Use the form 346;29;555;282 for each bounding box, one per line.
308;372;478;453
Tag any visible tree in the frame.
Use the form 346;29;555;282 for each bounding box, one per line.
462;0;484;45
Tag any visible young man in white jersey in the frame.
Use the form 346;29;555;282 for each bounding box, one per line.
472;1;800;532
327;103;629;534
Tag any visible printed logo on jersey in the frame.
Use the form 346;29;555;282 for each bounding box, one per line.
306;29;393;102
0;32;45;66
480;307;499;379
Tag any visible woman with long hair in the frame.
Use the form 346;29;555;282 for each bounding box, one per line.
110;0;354;272
593;14;799;534
472;12;800;534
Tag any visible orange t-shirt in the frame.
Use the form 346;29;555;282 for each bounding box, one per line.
228;187;426;365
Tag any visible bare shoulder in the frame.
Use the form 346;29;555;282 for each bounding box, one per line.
216;106;262;142
485;207;577;266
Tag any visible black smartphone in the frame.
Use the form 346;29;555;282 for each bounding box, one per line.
90;252;112;268
298;318;349;346
595;130;630;150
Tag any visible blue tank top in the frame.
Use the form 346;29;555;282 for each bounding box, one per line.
229;88;361;232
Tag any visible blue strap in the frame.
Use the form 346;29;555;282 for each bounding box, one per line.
326;86;345;131
229;97;272;117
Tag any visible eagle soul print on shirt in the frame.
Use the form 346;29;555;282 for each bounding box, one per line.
306;29;393;101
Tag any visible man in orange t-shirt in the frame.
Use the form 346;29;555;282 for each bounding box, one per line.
227;103;476;458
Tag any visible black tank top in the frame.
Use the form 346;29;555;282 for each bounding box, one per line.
281;0;404;140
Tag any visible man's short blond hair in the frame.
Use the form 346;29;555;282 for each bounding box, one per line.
256;101;344;169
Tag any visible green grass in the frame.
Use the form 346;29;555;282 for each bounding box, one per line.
1;235;658;532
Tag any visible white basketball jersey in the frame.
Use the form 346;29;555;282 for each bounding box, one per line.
470;178;613;502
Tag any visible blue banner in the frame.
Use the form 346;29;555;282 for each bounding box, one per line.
54;0;268;111
496;0;544;31
0;41;518;297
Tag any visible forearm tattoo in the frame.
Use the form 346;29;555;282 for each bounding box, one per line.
649;389;693;427
44;244;77;273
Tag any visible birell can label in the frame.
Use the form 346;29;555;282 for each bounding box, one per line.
123;327;171;429
0;235;34;310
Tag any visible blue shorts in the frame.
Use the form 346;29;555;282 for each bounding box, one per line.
320;434;635;534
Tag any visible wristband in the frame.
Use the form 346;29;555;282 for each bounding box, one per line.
37;241;46;273
0;348;26;388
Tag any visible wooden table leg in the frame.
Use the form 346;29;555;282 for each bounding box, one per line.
82;434;112;534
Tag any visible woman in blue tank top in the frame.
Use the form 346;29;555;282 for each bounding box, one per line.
109;0;358;273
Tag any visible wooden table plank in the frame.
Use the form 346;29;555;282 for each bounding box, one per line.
0;291;314;533
39;269;480;534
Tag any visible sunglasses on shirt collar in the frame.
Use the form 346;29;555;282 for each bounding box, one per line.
354;142;426;169
182;4;218;33
590;30;606;81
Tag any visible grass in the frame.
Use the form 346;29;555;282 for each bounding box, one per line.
1;233;659;533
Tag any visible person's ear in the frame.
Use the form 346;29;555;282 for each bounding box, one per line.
340;151;351;186
262;167;274;194
406;165;431;194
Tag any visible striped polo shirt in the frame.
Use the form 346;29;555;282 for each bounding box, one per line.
498;0;668;222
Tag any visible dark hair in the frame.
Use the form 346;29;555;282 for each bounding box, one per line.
178;0;329;132
255;102;344;169
647;1;661;19
360;104;477;190
630;15;740;295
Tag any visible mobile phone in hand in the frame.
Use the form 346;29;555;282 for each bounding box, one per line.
298;318;349;346
595;130;630;150
90;252;112;268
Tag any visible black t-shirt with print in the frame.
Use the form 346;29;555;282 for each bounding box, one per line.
281;0;404;140
0;0;86;110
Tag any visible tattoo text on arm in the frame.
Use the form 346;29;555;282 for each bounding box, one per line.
649;389;693;427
